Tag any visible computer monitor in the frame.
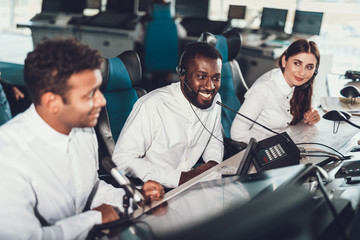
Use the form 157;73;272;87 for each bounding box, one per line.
106;0;135;14
235;138;258;175
260;7;288;32
175;0;209;19
86;0;101;10
292;10;323;36
134;0;150;15
228;5;246;20
41;0;86;14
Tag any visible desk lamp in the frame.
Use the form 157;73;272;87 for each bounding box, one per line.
322;110;355;133
340;85;360;105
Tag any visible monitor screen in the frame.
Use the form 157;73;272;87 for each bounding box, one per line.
260;7;288;31
228;5;246;20
175;0;209;19
292;10;323;35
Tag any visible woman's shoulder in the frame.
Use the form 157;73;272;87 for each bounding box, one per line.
251;69;279;89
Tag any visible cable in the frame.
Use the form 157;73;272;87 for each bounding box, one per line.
303;154;340;158
296;142;345;159
188;102;246;154
314;166;348;240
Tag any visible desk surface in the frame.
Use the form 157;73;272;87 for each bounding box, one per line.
124;115;360;239
134;164;315;239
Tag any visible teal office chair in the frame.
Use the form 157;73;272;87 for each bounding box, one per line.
144;3;179;74
199;29;248;139
95;50;146;170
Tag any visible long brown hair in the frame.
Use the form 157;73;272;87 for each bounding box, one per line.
277;39;320;125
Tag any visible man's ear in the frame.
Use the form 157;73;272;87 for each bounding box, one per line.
179;74;185;82
40;92;62;113
281;55;287;69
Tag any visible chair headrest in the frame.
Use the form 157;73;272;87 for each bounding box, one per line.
152;3;173;20
198;29;242;62
101;50;142;92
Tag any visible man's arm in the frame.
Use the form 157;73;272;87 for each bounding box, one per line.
0;167;103;240
179;160;218;185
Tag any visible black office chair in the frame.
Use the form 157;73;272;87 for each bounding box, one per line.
95;50;146;177
198;29;248;159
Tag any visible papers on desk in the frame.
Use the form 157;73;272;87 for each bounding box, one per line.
320;96;360;115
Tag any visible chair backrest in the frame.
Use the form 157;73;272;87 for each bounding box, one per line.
144;3;179;72
199;29;248;139
96;50;145;156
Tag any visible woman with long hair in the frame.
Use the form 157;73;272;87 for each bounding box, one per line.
231;39;320;143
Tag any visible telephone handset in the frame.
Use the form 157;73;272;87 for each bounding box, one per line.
253;132;300;172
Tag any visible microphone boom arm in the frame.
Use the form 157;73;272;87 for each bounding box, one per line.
216;101;290;143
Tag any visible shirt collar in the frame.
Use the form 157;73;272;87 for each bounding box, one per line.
274;68;294;96
28;104;71;152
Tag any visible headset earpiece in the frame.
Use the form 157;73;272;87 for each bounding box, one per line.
177;47;187;77
176;65;186;76
299;69;318;90
313;69;318;77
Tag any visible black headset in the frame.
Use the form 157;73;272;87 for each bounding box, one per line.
299;68;318;90
176;49;186;77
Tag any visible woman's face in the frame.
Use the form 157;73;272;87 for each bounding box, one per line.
281;52;317;88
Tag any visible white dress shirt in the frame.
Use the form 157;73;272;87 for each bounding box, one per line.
113;82;224;188
230;68;295;143
0;104;127;240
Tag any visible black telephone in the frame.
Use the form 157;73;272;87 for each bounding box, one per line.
235;132;300;175
253;132;300;172
345;70;360;81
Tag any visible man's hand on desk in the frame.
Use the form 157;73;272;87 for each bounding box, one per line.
179;160;218;185
93;203;120;224
141;180;165;204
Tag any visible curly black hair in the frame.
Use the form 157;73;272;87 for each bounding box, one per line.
24;38;104;105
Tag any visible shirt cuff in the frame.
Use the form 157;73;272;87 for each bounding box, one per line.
163;170;182;188
56;210;102;239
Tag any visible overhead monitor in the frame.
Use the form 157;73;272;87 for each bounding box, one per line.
175;0;209;19
228;5;246;20
292;10;323;35
260;7;288;32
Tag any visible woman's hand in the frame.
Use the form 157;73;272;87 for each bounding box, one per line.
303;108;320;124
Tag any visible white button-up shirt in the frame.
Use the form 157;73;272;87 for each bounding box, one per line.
113;82;224;188
231;68;295;143
0;104;127;239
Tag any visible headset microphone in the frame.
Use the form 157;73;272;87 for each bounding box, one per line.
183;78;198;97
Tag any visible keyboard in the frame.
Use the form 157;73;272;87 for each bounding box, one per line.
30;13;56;23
